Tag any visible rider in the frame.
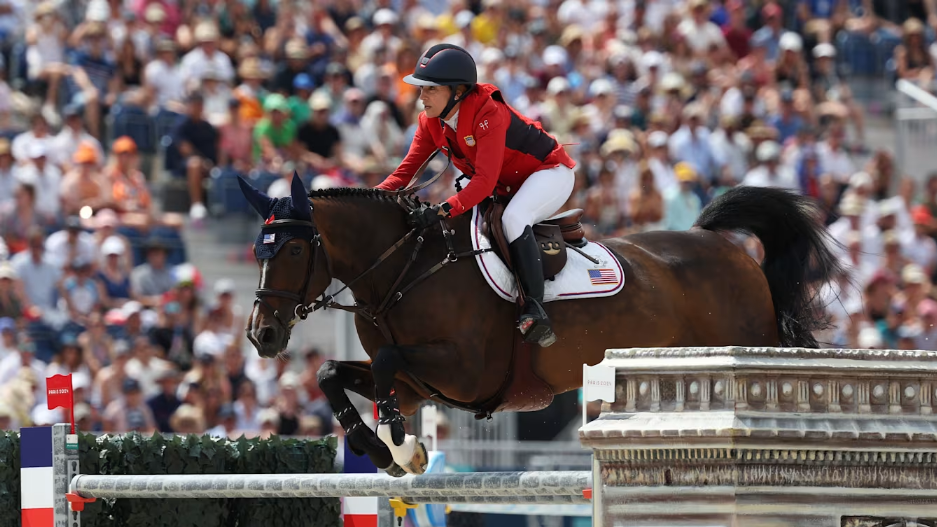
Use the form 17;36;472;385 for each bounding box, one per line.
374;43;576;347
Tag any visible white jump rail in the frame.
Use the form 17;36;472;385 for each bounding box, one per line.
68;471;592;502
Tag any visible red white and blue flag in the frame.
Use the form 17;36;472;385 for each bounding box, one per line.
588;268;617;285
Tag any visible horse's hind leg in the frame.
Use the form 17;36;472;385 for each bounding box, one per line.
317;360;414;477
371;343;479;476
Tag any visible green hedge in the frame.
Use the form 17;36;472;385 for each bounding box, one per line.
0;430;339;527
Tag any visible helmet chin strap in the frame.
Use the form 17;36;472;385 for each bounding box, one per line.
438;84;474;123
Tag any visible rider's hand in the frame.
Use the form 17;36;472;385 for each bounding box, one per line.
408;202;451;230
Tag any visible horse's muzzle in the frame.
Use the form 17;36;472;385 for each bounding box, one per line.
249;324;285;358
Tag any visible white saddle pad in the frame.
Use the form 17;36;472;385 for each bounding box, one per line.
469;205;625;303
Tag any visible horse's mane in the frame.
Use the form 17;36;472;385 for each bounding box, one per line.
307;187;424;213
307;187;399;202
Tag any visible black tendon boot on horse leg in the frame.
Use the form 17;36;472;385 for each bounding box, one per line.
509;226;556;347
371;346;428;475
316;360;406;477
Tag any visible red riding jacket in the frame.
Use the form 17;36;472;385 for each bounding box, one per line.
375;83;576;216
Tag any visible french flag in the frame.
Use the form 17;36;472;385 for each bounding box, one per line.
343;435;379;527
21;427;55;527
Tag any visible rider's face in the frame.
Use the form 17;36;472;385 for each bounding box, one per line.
419;85;453;119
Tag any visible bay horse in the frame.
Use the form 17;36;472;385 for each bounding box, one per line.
239;174;842;477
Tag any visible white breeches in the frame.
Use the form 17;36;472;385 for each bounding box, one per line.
502;165;576;243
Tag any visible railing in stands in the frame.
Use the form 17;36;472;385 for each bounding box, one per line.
894;79;937;181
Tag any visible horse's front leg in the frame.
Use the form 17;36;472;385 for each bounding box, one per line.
317;360;421;477
371;343;481;475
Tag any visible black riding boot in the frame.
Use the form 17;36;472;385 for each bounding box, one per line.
508;226;556;347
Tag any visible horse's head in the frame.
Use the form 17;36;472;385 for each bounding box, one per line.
238;174;332;358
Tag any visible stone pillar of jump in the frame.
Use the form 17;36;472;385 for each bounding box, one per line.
580;346;937;526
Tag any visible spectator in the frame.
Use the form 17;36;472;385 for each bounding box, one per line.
60;144;107;216
0;318;15;358
894;18;933;88
96;236;133;309
102;136;153;224
44;333;92;386
57;259;103;328
14;142;62;221
669;103;717;188
149;298;194;369
148;367;181;433
171;93;218;221
629;162;664;232
217;99;254;173
68;21;121;139
77;312;113;376
252;93;296;167
298;93;343;173
9;227;59;315
233;57;270;126
742;141;800;190
45;216;97;271
0;139;14;206
663;162;702;231
0;334;46;391
179;22;234;87
233;379;261;434
125;335;173;398
143;38;184;113
169;403;206;434
25;2;69;123
0;262;24;319
103;377;157;433
130;239;174;307
49;105;104;173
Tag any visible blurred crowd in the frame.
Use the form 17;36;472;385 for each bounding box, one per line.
1;0;937;435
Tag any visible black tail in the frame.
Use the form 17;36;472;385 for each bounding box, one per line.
694;186;845;348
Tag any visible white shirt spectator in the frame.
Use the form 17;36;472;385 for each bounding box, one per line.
816;140;855;184
44;228;97;270
11;134;47;164
708;128;751;183
144;57;185;109
0;351;47;394
0;165;14;208
48;126;103;170
648;157;677;195
178;46;234;86
125;356;174;399
14;157;62;218
905;232;937;274
719;87;766;120
741;164;799;191
9;251;60;311
677;17;726;54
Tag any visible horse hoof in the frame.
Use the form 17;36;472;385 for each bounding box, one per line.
382;462;407;478
400;440;428;475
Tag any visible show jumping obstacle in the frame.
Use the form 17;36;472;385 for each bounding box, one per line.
26;346;937;527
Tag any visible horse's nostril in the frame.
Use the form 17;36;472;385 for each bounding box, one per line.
258;327;276;345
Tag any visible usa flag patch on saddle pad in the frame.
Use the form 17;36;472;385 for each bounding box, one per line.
469;205;625;303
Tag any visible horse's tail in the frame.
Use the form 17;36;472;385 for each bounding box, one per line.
693;186;845;348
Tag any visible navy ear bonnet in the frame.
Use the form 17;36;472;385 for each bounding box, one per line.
238;174;315;260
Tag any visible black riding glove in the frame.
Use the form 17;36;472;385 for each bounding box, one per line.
409;202;451;230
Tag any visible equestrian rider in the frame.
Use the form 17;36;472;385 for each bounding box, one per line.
375;43;576;347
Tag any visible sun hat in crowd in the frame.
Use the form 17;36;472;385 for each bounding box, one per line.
102;236;125;256
674;162;698;182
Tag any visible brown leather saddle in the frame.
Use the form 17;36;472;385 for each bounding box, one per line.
481;197;587;280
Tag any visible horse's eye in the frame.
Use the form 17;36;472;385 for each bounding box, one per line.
291;246;303;256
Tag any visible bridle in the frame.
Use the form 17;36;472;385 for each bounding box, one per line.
252;148;490;343
253;218;322;333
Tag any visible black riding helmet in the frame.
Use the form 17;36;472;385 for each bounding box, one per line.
404;43;477;120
